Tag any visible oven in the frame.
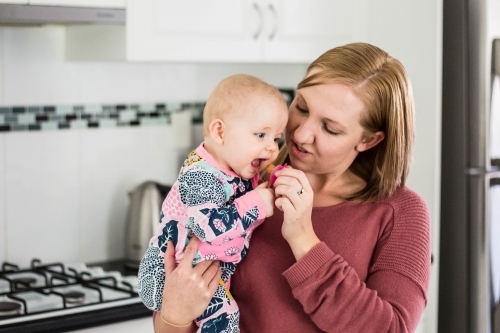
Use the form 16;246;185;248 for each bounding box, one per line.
0;258;151;333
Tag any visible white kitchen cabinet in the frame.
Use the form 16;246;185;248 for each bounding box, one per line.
0;0;28;4
29;0;125;8
262;0;368;63
127;0;368;63
126;0;261;62
66;0;367;63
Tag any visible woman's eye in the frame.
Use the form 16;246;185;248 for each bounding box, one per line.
323;124;339;136
296;105;308;114
255;133;265;138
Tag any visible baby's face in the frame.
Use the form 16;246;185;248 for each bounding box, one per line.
221;95;288;180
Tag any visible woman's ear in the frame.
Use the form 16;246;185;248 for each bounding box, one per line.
208;119;225;144
355;131;385;152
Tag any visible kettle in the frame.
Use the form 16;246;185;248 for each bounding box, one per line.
124;181;171;262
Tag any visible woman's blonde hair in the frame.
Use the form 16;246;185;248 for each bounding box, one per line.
274;43;415;201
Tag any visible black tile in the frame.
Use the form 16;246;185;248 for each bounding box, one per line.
88;121;99;128
181;103;193;110
58;123;70;129
65;114;77;121
149;112;159;118
28;124;41;131
116;104;127;111
36;115;49;122
130;120;140;126
80;114;92;120
137;112;147;118
43;106;56;113
156;103;166;110
0;125;10;132
109;113;119;119
12;107;26;114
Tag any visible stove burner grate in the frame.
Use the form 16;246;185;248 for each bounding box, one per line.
12;277;36;291
0;301;21;317
63;291;85;305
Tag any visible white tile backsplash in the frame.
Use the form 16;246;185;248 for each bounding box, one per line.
0;134;5;263
79;124;182;262
3;27;80;105
5;131;80;267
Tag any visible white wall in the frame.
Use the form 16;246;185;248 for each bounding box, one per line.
0;26;308;266
365;2;443;333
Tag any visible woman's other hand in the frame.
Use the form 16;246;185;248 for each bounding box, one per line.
274;167;320;260
156;237;221;331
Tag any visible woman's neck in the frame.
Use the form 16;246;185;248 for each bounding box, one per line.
305;169;366;207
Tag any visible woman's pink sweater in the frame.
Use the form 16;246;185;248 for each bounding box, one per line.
231;186;431;333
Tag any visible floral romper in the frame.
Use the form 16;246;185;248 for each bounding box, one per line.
138;143;266;333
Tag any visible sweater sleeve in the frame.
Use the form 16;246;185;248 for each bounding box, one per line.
282;190;431;333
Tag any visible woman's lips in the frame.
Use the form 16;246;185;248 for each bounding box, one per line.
291;142;310;157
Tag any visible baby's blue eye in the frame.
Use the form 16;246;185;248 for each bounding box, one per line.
255;133;265;138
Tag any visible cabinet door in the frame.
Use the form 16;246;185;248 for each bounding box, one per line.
262;0;369;63
127;0;262;62
29;0;125;7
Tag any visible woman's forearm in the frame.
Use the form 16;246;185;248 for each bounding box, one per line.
153;311;197;333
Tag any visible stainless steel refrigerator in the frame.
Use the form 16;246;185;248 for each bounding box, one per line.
440;0;500;332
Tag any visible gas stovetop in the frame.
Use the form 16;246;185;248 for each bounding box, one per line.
0;259;151;333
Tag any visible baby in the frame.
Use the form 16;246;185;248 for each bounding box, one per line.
138;74;288;333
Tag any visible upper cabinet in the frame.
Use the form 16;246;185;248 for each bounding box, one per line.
262;0;368;63
126;0;261;62
66;0;368;63
29;0;125;7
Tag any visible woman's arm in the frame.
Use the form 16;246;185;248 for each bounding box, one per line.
274;168;430;332
283;243;427;332
153;238;221;333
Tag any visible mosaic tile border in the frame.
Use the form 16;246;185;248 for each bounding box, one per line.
0;102;205;132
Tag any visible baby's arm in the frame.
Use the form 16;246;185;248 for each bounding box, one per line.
180;168;267;262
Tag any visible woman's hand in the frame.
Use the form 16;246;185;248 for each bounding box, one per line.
157;237;221;330
274;167;320;260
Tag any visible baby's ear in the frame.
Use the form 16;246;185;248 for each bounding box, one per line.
208;119;225;144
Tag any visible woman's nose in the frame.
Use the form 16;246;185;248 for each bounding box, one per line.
293;120;315;144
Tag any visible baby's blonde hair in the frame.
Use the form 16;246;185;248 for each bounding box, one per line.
203;74;284;137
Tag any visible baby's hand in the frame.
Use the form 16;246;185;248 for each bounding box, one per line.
254;181;275;217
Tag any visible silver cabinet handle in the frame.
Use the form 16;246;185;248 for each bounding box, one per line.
253;3;263;39
268;3;278;40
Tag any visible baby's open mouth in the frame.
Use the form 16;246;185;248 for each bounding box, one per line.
251;159;262;168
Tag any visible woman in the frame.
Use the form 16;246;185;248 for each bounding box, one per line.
153;42;431;333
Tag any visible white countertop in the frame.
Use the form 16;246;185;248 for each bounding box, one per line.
68;316;154;333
